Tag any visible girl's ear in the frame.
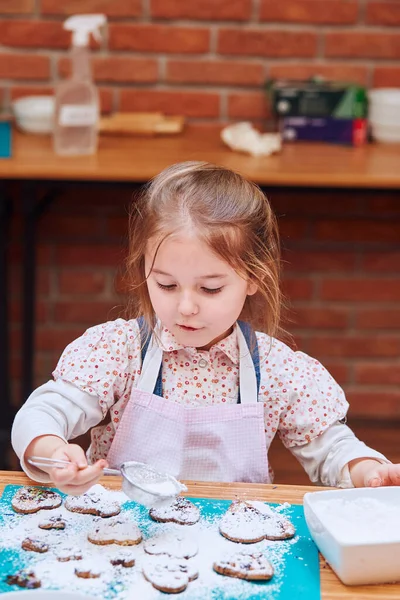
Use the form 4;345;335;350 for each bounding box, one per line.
247;280;258;296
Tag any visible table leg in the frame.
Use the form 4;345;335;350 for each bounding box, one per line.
0;183;12;469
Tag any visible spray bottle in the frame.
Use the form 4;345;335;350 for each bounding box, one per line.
54;14;106;156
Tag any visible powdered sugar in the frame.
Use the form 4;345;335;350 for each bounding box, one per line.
64;487;122;517
312;497;400;544
144;531;198;558
149;497;200;525
0;484;309;599
219;500;295;543
88;515;142;545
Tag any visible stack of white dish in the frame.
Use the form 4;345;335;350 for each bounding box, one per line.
368;88;400;143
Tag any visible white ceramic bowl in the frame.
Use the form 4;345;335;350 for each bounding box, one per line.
12;95;55;134
304;486;400;585
370;120;400;143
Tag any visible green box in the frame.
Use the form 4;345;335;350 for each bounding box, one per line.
267;79;368;120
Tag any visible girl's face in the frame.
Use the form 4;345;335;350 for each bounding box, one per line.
145;234;257;350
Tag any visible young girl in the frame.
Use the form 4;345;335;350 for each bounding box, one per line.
12;162;400;496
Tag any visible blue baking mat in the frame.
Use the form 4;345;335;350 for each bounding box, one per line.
0;485;320;599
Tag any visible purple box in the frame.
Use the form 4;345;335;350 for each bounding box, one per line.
281;116;367;146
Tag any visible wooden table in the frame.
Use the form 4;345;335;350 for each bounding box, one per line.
1;127;400;188
1;470;400;599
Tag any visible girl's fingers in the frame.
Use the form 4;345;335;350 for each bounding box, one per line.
365;463;400;487
365;465;386;487
388;464;400;485
57;445;88;470
51;463;79;485
59;475;104;496
51;459;107;487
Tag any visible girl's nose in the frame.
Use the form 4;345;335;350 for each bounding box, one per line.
178;293;199;316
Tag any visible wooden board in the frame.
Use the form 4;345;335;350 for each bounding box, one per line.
2;471;400;598
99;112;185;136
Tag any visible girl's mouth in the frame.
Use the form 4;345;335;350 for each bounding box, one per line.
178;325;200;332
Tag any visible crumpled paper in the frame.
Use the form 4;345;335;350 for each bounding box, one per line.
221;122;281;157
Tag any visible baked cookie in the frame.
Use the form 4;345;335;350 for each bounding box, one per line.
74;560;102;579
12;486;62;514
143;556;198;594
144;532;198;559
110;550;136;568
149;497;200;525
6;569;41;589
56;547;83;562
88;515;142;546
213;551;274;581
21;537;49;553
65;489;121;518
38;514;66;530
219;500;295;543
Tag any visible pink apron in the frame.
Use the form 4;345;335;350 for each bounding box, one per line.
107;325;270;483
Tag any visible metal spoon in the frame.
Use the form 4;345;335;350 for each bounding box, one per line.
27;456;187;507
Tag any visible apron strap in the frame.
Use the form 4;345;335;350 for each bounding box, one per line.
137;317;260;403
237;320;260;404
138;316;163;397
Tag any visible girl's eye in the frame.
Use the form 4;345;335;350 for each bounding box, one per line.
157;283;176;291
202;287;223;294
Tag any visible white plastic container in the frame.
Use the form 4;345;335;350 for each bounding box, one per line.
368;88;400;140
369;88;400;108
12;96;55;134
370;121;400;143
54;14;106;156
304;486;400;585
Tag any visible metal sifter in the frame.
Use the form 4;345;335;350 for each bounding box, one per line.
27;457;187;508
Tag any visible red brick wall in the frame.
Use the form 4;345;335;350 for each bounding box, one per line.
1;0;400;122
10;186;400;420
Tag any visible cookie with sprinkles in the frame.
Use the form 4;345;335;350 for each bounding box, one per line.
88;515;142;546
219;500;295;543
143;556;198;594
12;486;62;514
149;497;200;525
65;489;121;518
6;569;41;589
21;537;49;553
213;551;274;581
38;514;66;530
144;532;198;559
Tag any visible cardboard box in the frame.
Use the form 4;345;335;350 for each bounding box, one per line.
281;117;367;146
270;80;367;119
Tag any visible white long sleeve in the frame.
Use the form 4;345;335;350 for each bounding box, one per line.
12;379;390;487
11;379;104;482
291;422;390;487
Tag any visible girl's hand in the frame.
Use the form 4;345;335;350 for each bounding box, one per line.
49;443;108;496
363;462;400;488
349;458;400;488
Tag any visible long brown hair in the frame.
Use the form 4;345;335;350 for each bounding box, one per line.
125;161;284;338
